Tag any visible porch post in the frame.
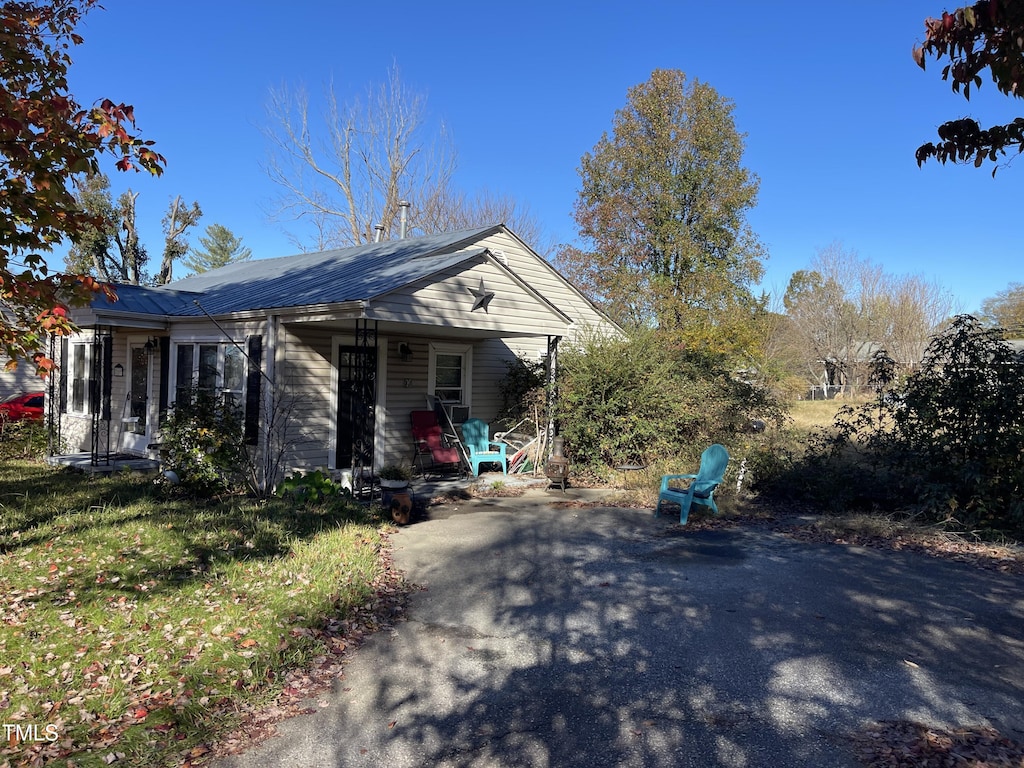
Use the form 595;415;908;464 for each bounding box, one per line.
260;314;279;493
89;328;113;467
352;318;378;481
545;335;561;452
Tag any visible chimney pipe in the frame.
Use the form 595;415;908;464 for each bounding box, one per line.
398;200;410;239
373;224;385;243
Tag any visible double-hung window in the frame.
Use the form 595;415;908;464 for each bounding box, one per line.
428;343;472;423
433;353;465;404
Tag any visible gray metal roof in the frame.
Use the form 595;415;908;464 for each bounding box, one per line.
93;226;501;318
91;282;201;316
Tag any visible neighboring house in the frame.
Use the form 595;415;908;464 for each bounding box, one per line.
47;225;618;482
0;353;44;399
811;341;928;399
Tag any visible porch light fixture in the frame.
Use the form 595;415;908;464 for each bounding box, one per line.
398;342;413;362
143;337;159;355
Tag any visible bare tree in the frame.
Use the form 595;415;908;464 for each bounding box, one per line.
422;188;549;255
115;190;146;284
783;243;955;391
157;196;202;285
981;282;1024;338
878;273;957;372
262;65;545;252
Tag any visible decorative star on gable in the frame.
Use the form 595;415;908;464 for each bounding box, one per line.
468;278;496;312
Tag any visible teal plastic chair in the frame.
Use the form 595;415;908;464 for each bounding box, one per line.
655;444;729;524
461;418;507;476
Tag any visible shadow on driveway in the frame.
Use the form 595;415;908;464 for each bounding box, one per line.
215;498;1024;767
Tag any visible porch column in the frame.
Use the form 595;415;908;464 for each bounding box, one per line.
545;335;561;452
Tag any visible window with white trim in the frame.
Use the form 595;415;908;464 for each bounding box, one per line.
173;342;245;409
70;342;91;414
428;343;472;419
434;353;465;403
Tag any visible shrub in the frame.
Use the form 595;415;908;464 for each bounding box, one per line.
554;331;786;475
889;316;1024;530
278;469;345;504
498;357;547;430
159;390;248;496
774;316;1024;534
377;464;412;482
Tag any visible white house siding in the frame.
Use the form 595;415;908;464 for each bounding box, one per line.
275;324;335;473
378;336;430;470
474;231;618;345
0;354;44;398
471;339;522;426
55;332;143;455
369;258;570;337
375;336;527;469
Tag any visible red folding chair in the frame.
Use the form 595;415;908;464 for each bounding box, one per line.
411;410;462;477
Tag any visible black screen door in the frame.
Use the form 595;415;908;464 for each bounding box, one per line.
336;345;376;470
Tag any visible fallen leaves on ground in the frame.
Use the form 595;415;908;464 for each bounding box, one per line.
850;720;1024;767
205;536;415;761
778;518;1024;576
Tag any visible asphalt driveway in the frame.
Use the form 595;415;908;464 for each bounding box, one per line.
215;490;1024;767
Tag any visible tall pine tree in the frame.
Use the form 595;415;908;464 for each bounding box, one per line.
183;223;251;275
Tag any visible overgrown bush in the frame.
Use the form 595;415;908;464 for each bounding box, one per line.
774;316;1024;534
498;357;547;430
554;331;786;476
159;390;248;496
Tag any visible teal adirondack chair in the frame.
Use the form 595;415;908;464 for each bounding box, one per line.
461;418;507;476
655;444;729;524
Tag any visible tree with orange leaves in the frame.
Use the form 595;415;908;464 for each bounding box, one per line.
0;0;165;374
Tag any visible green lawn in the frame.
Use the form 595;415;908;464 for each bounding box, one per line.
0;461;396;767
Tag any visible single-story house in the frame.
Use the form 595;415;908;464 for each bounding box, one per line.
43;224;619;484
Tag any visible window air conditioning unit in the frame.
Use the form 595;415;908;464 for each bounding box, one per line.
444;404;471;425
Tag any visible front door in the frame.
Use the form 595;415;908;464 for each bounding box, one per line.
335;345;376;471
121;343;153;455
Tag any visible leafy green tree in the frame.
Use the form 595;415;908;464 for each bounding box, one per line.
557;69;766;357
980;282;1024;337
784;267;860;389
64;173;116;277
913;1;1024;170
0;0;164;372
183;223;252;275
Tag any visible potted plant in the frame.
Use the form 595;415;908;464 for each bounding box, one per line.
378;464;413;525
378;463;411;489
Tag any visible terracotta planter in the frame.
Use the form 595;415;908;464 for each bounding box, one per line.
380;480;412;525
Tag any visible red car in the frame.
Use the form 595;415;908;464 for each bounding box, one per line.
0;391;44;422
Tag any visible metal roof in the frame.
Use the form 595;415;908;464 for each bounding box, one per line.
91;282;201;316
93;226;501;318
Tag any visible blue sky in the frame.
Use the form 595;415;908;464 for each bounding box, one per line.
62;0;1021;314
